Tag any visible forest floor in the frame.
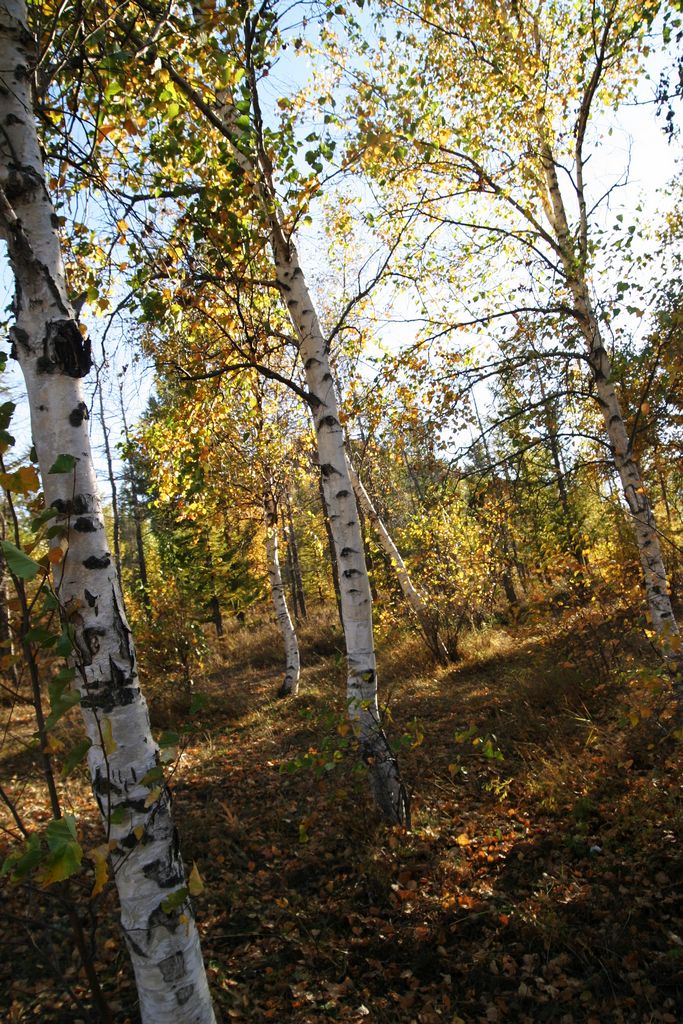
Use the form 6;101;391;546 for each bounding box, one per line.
1;604;682;1023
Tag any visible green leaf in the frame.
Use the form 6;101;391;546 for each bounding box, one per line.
2;834;43;881
0;401;15;430
141;765;164;786
1;540;42;580
40;815;83;885
42;589;60;611
109;806;127;825
24;625;58;646
45;686;80;731
158;730;180;748
48;454;78;474
61;738;92;778
160;887;188;914
54;627;74;657
31;507;59;532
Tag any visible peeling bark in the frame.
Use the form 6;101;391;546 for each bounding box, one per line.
264;489;300;697
0;4;216;1020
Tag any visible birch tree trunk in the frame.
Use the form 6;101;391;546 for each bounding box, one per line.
284;491;307;621
540;142;681;686
0;5;216;1020
160;52;409;823
346;459;450;664
264;491;300;697
274;236;409;824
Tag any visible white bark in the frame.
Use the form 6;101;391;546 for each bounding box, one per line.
273;236;409;824
0;4;216;1020
346;459;450;664
264;492;300;696
540;143;681;682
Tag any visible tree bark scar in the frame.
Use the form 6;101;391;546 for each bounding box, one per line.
73;493;96;514
41;319;91;377
320;463;341;477
69;402;88;426
74;516;98;532
177;985;195;1006
158;952;187;984
82;554;111;569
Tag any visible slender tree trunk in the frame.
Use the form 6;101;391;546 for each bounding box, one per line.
208;594;224;638
281;503;300;622
0;506;19;696
541;143;680;681
0;7;216;1020
97;383;125;595
285;490;307;621
357;499;379;603
276;242;408;823
346;459;450;665
317;469;344;623
119;392;150;609
264;489;300;697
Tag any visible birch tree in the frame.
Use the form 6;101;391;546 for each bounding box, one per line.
89;1;410;822
361;0;681;688
0;3;216;1019
346;458;450;663
264;484;300;696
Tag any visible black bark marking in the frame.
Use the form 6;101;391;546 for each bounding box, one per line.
304;357;321;370
83;554;110;570
74;517;97;532
176;985;195;1006
69;402;88;426
340;547;358;558
335;489;349;499
158;952;186;982
320;463;341;478
317;414;340;430
143;828;185;890
343;568;362;578
40;320;91;378
84;589;97;608
83;626;106;654
51;498;68;514
9;326;28;360
73;493;96;515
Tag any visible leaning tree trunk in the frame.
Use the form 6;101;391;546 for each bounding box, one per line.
274;235;409;824
346;459;450;665
264;490;300;697
541;143;681;687
159;63;409;823
0;6;216;1021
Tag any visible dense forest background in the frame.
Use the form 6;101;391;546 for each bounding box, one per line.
0;0;682;1021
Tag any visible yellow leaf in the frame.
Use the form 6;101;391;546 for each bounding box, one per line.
455;833;470;846
48;546;65;564
133;825;145;840
90;844;109;897
101;719;117;755
188;862;204;896
144;786;161;808
16;466;39;492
